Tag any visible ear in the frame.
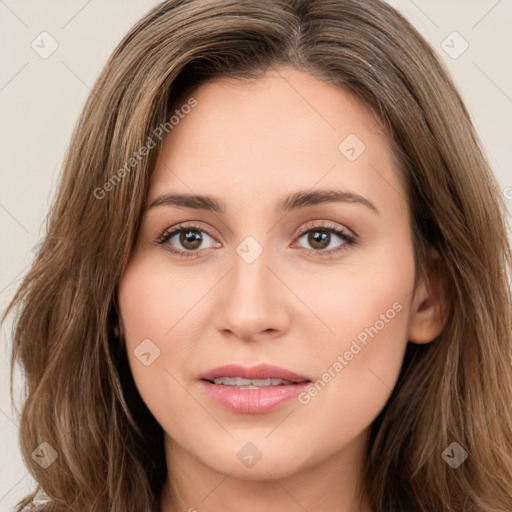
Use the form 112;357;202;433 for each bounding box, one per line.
408;249;448;344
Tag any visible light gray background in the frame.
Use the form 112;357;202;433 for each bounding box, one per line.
1;0;511;508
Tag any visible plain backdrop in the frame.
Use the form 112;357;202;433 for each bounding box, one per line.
1;0;511;509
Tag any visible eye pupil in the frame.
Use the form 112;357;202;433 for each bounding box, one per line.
181;229;202;249
309;230;329;249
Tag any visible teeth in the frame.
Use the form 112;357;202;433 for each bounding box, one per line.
212;377;293;388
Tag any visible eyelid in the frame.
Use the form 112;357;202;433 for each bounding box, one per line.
155;220;221;244
292;219;356;242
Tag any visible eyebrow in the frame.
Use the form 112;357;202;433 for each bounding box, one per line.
147;189;379;215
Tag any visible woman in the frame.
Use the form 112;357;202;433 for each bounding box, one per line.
4;0;512;511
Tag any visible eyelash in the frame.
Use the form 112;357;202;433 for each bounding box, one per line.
155;221;357;259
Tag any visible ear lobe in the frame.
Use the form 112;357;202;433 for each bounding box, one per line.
408;252;449;345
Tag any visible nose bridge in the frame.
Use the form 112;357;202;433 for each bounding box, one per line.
215;237;289;339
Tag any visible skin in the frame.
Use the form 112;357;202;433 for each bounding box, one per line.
117;66;446;512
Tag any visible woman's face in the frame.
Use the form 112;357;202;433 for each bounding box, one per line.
118;66;423;481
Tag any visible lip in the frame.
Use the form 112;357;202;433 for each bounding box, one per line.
198;363;312;414
198;363;311;383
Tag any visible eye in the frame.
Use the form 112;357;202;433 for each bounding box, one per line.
155;221;357;259
155;223;219;259
293;221;357;257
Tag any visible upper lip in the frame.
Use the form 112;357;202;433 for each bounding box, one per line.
199;363;311;383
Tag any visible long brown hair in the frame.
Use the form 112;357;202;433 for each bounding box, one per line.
4;0;512;510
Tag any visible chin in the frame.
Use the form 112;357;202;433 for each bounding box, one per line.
200;438;316;480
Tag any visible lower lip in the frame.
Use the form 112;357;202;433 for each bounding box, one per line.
200;380;310;413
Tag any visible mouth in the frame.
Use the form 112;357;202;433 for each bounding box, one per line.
198;363;311;386
207;376;300;389
198;363;312;413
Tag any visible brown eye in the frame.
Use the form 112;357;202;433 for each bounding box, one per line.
295;222;356;256
306;230;331;250
156;224;218;258
178;229;203;250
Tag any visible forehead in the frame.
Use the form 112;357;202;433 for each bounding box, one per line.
147;67;402;212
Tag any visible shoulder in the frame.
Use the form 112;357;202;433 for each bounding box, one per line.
14;488;52;511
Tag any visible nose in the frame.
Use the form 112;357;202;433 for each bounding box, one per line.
214;245;292;342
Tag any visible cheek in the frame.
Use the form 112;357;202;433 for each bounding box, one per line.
118;249;217;355
294;243;415;434
118;256;183;338
318;258;413;364
116;256;199;417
